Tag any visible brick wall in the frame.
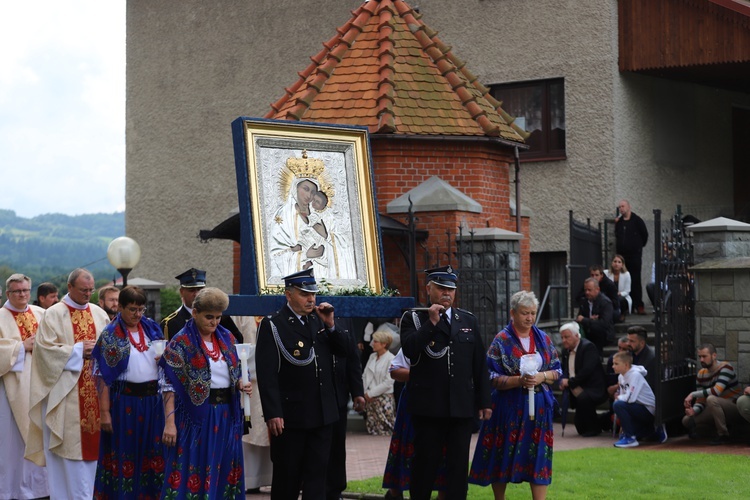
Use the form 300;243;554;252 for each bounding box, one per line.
232;137;532;296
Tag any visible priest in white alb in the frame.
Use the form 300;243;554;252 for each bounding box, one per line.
26;268;110;499
0;274;49;499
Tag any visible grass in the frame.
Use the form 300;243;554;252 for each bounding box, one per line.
345;448;750;499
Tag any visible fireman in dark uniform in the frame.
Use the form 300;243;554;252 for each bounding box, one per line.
401;266;492;500
256;268;347;500
160;268;242;341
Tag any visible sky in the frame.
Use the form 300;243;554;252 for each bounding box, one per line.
0;1;126;219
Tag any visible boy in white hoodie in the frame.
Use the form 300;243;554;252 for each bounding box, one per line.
612;351;668;447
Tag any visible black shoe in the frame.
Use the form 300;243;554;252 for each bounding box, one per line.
710;435;730;445
246;488;261;494
384;491;404;500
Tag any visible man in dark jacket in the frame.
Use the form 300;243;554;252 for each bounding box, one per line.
160;268;243;341
628;325;656;389
615;199;649;314
576;277;615;354
326;318;365;500
560;322;608;437
401;266;492;500
256;269;347;500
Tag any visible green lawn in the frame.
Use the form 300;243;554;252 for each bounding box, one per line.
345;448;750;499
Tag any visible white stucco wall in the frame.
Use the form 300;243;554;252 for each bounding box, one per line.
126;0;750;291
127;0;361;289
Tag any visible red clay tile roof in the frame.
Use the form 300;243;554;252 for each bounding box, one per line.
265;0;527;141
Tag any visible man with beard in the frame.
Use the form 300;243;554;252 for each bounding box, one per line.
682;343;742;444
627;326;656;389
97;285;120;322
401;266;491;500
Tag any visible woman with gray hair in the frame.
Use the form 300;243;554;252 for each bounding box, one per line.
159;287;252;498
363;330;396;435
470;290;561;499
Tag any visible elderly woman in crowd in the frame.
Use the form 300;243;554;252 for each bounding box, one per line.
469;291;561;500
159;287;252;499
91;285;165;499
363;330;396;435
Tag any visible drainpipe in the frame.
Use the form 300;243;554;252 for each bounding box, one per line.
514;146;521;234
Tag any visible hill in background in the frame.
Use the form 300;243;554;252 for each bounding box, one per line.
0;209;125;289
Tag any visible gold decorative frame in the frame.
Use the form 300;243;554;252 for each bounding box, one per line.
232;118;384;293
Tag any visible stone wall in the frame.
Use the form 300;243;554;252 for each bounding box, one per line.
691;218;750;382
695;270;750;380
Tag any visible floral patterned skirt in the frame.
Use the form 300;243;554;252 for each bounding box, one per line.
365;393;396;436
469;388;555;486
161;401;245;499
94;391;165;499
382;387;447;492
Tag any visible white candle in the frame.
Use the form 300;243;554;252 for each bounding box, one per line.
151;340;166;357
236;343;252;421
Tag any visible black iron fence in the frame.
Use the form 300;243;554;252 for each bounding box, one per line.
421;226;515;347
653;207;697;425
568;211;602;315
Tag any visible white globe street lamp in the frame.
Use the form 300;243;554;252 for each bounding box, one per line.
107;237;141;287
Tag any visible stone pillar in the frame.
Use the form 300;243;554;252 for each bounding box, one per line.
689;217;750;382
456;227;522;344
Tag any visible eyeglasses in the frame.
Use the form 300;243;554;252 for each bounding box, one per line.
75;288;96;294
8;289;31;295
125;306;147;315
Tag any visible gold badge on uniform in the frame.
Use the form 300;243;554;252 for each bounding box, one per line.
298;341;304;347
293;349;301;357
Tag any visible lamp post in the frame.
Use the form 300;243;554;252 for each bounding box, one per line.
107;237;141;287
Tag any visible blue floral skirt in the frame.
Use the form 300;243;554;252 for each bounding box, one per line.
469;388;555;486
161;402;245;499
382;387;446;492
94;389;165;499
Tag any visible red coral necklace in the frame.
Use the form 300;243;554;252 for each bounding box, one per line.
202;334;222;361
128;324;149;352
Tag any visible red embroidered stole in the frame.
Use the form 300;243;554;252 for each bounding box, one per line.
12;309;38;340
67;304;100;460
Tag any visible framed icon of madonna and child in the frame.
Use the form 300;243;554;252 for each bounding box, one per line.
231;117;385;294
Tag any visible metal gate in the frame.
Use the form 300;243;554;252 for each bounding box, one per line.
569;211;602;313
653;207;697;425
422;227;512;347
456;227;511;346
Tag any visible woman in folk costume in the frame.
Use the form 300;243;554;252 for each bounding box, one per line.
91;285;165;499
382;348;447;500
469;291;561;500
159;287;252;499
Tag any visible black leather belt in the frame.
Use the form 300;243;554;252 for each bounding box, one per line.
114;380;158;397
209;388;232;404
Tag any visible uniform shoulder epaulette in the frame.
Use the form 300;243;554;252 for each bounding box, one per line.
455;307;475;317
161;310;179;325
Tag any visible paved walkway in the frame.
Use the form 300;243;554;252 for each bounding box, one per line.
245;424;750;498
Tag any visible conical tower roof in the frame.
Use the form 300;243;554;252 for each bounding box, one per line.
265;0;527;141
